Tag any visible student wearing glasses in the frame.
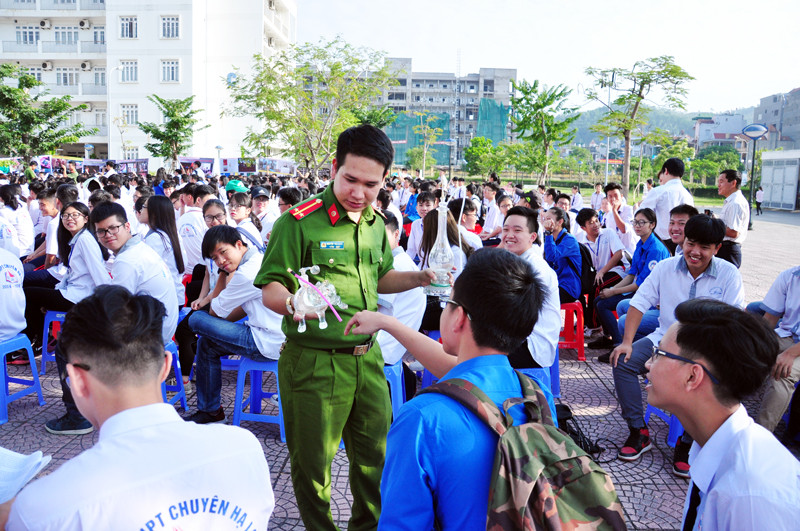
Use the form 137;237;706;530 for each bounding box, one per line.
645;299;800;531
609;214;743;477
227;192;264;253
26;201;111;435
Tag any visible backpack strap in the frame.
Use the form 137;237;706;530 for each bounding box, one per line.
236;226;266;253
418;378;511;436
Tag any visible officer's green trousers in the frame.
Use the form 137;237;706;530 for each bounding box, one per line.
278;342;391;531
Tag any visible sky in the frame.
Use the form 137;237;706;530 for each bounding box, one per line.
297;0;800;116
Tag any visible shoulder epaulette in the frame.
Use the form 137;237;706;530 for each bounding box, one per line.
290;198;323;220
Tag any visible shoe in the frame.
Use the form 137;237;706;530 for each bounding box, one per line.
186;408;225;424
6;350;29;365
672;439;691;478
588;336;614;349
584;326;601;338
45;414;94;435
269;393;280;406
618;427;652;461
597;351;612;364
182;379;192;394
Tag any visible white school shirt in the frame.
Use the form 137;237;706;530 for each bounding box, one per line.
386;202;403;227
681;405;800;531
44;216;67;281
571;192;584;210
590;191;605;210
377;248;426;365
520;246;561;367
630;256;744;345
8;403;275;531
210;248;284;359
236;219;264;251
0;205;34;256
143;229;187;304
458;224;483;252
639;178;694;240
604;204;638;254
29;201;46;236
720;189;749;244
177;207;207;271
482;199;502;234
0;217;19;257
56;229;111;303
0;248;25;342
405;217;424;261
257;210;279;246
111;237;179;343
760;265;800;342
755;189;764;202
577;228;627;278
390;189;401;209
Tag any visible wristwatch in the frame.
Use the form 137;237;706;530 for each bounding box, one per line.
285;295;295;315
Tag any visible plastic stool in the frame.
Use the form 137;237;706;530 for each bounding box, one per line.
161;341;187;410
548;347;561;398
1;334;45;425
232;357;285;442
41;311;67;375
383;361;406;420
644;404;684;447
559;302;585;361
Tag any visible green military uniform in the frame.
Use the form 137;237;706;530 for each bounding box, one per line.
254;184;394;531
24;167;36;183
65;171;78;181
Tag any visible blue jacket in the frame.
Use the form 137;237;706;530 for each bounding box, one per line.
544;229;581;299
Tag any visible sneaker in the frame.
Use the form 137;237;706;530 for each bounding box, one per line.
588;336;614;349
269;393;280;406
584;326;601;338
6;350;29;365
618;427;652;461
45;414;94;435
597;351;612;364
672;439;691;478
186;408;225;424
182;379;192;394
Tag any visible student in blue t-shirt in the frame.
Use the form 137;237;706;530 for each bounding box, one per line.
542;206;581;303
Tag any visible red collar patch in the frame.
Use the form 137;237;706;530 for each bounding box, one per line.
327;203;340;225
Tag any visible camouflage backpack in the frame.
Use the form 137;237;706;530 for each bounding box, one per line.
419;372;626;530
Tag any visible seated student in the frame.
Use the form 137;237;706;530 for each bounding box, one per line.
0;247;24;344
610;214;743;477
592;207;670;355
228;192;265;252
0;184;34;257
479;181;503;244
556;193;581;237
601;182;637;256
186;226;284;424
344;248;556;530
644;299;800;531
405;191;436;262
501;206;561;369
377;211;426;399
570;184;584;211
755;264;800;436
22;187;61;280
542;206;581;304
446;198;482;251
178;183;216;277
1;285;275;530
143;195;186;308
402;180;421;224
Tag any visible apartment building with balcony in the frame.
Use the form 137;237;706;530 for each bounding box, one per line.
1;0;296;165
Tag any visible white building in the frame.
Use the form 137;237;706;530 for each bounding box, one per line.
0;0;296;167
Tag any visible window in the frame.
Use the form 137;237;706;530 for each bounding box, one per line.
123;146;139;159
93;25;105;44
161;16;179;38
428;83;434;88
15;26;39;45
55;67;78;86
414;96;421;102
388;92;405;101
95;108;107;127
160;60;179;82
396;78;407;87
120;16;138;39
442;83;448;89
54;26;79;45
121;104;138;125
94;67;105;86
483;80;494;92
27;67;42;82
120;60;137;83
414;82;421;88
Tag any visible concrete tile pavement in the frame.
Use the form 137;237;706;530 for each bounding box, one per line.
1;209;799;530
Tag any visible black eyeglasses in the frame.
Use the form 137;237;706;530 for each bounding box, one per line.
204;214;226;223
95;224;124;238
442;298;472;321
650;346;720;385
632;220;652;227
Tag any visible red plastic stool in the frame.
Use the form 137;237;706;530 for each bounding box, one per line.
559;301;585;361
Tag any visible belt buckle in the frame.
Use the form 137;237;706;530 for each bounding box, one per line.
353;341;371;356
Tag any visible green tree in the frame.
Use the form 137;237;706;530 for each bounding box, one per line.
138;95;208;171
224;36;395;177
510;79;580;185
585;56;694;196
463;136;495;176
504;141;544;180
409;111;442;179
352;105;396;128
692;145;743;185
0;63;97;163
405;146;437;173
651;139;694;181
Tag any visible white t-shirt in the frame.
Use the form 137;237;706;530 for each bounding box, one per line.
0;248;25;342
720;189;749;244
111;237;179;343
458;225;483;251
44;216;67;281
577;228;627;278
520;246;561;367
482;200;502;234
7;403;275;531
590;191;605;210
0;217;19;257
377;248;426;365
143;229;187;304
639;178;694;240
177;207;207;271
604;204;638;254
56;229;111;304
0;205;34;256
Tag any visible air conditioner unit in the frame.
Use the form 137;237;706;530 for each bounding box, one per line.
42;61;53;71
79;19;91;30
268;0;276;10
80;61;92;71
40;19;51;30
268;37;275;47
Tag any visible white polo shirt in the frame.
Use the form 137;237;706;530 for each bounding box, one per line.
520;246;561;367
210;248;284;359
577;227;627;278
7;403;274;531
720;189;749;244
56;229;111;304
112;236;179;343
630;255;744;345
44;216;68;281
177;207;207;271
639;178;694;240
0;248;25;342
590;191;605;210
761;265;800;342
604;204;638;254
405;218;424;262
143;229;187;304
377;248;426;365
482;200;502;234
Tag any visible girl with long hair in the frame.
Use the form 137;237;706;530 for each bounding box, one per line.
0;184;35;257
144;195;186;304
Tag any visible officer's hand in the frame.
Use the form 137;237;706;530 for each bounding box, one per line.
610;343;632;368
345;311;386;336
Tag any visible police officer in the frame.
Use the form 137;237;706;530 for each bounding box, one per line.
255;124;434;531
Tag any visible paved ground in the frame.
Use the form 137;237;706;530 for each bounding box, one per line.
2;209;799;530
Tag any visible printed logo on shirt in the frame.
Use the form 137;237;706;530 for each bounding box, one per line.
179;224;198;238
1;264;21;287
648;260;658;271
0;226;11;240
140;496;262;531
708;286;723;298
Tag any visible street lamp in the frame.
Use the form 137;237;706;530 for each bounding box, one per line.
741;123;768;230
215;145;223;175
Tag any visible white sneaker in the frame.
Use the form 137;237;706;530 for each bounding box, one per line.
584;326;601;338
182;379;192;394
269;393;280;406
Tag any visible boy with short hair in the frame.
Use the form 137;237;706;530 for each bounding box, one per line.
405;190;437;262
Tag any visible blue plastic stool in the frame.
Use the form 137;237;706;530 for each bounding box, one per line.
177;306;191;325
161;341;187;410
41;311;67;375
549;347;561;398
383;361;406;420
1;334;46;424
644;404;684;447
232;357;286;442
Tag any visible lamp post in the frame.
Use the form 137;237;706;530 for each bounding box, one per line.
741;123;768;230
602;72;616;186
215;145;223;175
